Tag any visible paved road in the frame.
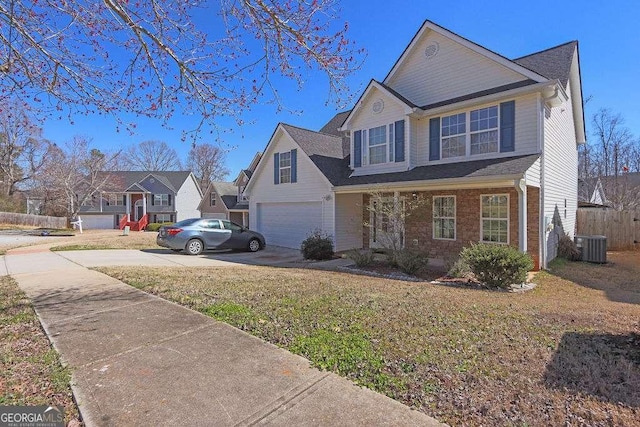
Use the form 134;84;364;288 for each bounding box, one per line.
5;248;444;427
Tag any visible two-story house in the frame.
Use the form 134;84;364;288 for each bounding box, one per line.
244;20;585;269
199;152;261;227
78;171;202;230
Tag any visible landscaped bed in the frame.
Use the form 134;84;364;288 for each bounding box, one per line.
0;276;81;425
98;252;640;426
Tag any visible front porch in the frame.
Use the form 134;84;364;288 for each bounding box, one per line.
119;192;150;231
335;184;541;270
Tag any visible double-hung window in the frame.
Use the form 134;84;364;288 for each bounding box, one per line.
470;106;499;155
210;192;216;206
368;125;387;164
106;194;124;206
154;194;170;206
279;152;291;183
441;113;466;158
481;195;509;244
433;196;456;240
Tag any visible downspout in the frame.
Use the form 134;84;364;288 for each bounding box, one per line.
539;95;547;269
515;179;527;253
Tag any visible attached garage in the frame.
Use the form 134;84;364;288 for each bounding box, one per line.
256;202;322;248
80;214;115;229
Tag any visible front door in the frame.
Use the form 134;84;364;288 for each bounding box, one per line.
135;200;144;221
369;197;405;249
200;219;232;248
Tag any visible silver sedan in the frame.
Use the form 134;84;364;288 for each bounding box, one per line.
157;218;266;255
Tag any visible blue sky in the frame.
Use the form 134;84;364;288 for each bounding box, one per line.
42;0;639;179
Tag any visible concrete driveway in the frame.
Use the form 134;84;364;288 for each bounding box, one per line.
53;245;350;269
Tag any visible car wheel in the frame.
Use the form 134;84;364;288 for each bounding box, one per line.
186;239;204;255
171;249;182;252
247;238;261;252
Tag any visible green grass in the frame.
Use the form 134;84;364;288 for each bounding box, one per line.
0;276;80;424
98;259;640;427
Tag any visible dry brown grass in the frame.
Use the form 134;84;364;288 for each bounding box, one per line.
49;229;158;251
0;276;81;425
99;251;640;426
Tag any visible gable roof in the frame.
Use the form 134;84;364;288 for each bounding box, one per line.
281;123;348;159
513;41;577;88
340;80;417;130
384;20;548;85
97;171;194;193
210;181;240;210
319;110;351;136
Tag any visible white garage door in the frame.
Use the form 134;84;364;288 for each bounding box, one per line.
202;213;227;219
80;215;114;229
256;202;322;249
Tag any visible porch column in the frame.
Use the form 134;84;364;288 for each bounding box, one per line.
243;212;248;227
99;192;103;212
516;179;527;253
126;193;131;221
142;193;147;217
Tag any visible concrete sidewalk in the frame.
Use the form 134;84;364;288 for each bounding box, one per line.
6;250;443;426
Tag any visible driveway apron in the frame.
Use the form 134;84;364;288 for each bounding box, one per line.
6;249;443;426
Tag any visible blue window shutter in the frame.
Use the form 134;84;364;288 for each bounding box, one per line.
394;120;405;162
500;101;515;152
429;118;440;161
151;194;155;206
273;152;280;184
168;194;172;206
290;149;297;183
122;195;126;205
353;130;362;167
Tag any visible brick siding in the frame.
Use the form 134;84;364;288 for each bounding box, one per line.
361;186;540;267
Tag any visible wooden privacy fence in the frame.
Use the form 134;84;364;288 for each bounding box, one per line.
0;212;67;229
576;209;640;250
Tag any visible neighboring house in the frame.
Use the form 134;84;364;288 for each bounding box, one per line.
78;171;203;229
580;172;640;210
199;152;261;226
245;20;585;269
578;177;607;207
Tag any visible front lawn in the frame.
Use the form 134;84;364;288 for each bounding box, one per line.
98;252;640;426
50;229;159;251
0;276;81;425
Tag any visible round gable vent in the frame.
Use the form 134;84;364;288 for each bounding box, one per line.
372;99;384;114
149;178;155;183
424;41;440;59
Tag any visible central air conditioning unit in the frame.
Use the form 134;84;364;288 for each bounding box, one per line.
574;235;607;263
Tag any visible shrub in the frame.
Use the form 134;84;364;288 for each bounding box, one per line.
557;233;581;261
146;222;173;231
347;249;375;267
460;243;533;289
447;258;472;279
301;230;334;260
394;249;427;275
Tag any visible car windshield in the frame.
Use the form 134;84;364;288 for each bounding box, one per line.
172;218;201;227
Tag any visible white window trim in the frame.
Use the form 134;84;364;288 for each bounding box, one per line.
154;194;170;206
440;105;501;159
470;106;499;155
354;121;405;167
279;151;291;184
106;194;124;206
210;192;216;206
480;193;510;245
368;125;388;165
432;195;456;241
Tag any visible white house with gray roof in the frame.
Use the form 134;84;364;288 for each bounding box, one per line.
78;171;203;230
244;20;585;269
